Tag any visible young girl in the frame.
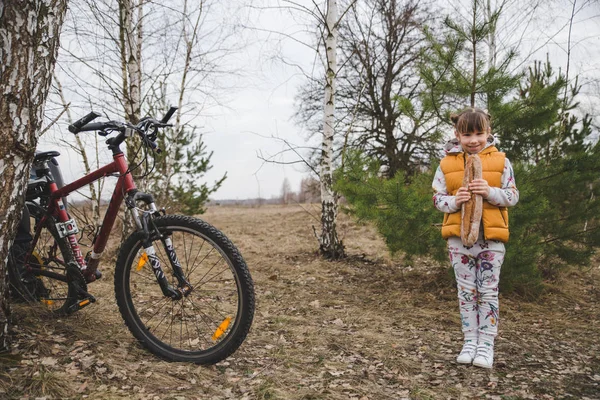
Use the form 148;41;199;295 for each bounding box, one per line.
432;107;519;369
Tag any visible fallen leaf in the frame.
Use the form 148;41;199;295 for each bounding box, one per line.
78;381;88;393
40;357;58;367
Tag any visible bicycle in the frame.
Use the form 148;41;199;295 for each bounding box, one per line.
7;108;255;364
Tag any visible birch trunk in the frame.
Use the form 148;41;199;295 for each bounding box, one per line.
319;0;345;259
119;0;143;239
122;0;141;125
0;0;68;350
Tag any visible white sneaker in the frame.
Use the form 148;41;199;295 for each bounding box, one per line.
456;340;477;364
473;343;494;369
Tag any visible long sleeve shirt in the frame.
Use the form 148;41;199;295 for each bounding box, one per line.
432;158;519;214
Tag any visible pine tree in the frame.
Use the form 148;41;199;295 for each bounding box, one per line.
420;0;520;114
338;0;600;295
335;151;447;263
496;60;600;294
145;89;225;215
495;57;589;164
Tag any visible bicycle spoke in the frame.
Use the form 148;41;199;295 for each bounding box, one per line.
151;302;174;338
137;296;171;324
178;300;209;348
192;264;233;289
192;250;224;286
188;240;212;279
183;296;223;339
184;289;233;326
131;269;160;283
182;232;191;276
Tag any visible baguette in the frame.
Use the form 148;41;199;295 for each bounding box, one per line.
460;154;483;246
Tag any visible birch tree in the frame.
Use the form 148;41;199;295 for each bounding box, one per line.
0;0;69;350
119;0;142;236
295;0;435;178
243;0;346;257
319;0;345;258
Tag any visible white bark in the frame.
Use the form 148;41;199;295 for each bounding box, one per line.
123;0;142;124
319;0;344;259
0;0;69;350
120;0;143;239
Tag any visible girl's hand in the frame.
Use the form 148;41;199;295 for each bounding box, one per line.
469;178;490;199
454;187;471;206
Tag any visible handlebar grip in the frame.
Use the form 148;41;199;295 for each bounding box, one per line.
160;106;178;123
78;122;106;132
68;111;102;133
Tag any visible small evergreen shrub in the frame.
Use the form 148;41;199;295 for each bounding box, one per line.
336;143;600;298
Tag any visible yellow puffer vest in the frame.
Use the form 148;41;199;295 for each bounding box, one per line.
439;146;509;242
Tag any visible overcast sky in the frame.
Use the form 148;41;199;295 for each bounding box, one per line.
201;0;600;200
38;0;600;201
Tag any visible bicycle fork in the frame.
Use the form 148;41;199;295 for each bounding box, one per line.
142;237;194;300
131;200;193;300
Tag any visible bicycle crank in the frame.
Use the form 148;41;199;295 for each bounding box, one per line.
65;262;96;314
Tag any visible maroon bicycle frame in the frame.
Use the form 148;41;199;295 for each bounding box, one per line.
47;152;136;279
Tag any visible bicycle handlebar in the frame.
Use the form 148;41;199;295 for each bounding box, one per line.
68;111;101;133
69;107;178;153
77;122;112;132
161;106;178;123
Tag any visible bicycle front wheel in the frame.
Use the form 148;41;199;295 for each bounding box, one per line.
114;215;255;364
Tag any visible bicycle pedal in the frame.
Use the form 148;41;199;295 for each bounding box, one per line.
68;296;96;313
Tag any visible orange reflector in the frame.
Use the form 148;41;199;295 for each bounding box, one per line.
212;317;232;341
32;251;44;267
79;299;90;307
41;299;54;306
137;253;149;271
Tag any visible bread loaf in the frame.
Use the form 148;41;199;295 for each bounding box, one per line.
461;154;483;246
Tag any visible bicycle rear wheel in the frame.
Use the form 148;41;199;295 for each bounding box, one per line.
7;203;79;314
114;215;255;364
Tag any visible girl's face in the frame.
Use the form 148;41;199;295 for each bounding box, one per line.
455;129;490;154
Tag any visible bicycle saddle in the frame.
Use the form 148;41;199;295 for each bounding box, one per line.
34;151;61;163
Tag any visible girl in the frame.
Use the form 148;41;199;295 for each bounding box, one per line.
432;108;519;369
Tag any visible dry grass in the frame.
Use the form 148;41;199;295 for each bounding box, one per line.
1;204;599;399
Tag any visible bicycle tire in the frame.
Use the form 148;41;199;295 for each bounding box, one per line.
114;215;255;364
7;203;79;314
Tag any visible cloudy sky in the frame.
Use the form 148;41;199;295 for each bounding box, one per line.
200;0;600;200
38;0;600;201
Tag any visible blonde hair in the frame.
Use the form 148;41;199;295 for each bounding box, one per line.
451;107;491;134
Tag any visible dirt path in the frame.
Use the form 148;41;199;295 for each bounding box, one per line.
2;205;599;399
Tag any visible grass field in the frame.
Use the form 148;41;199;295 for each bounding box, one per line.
1;204;599;399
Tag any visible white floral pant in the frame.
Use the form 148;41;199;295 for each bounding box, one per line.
447;236;505;340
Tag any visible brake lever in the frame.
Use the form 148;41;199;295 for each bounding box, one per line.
136;129;162;154
147;121;171;141
146;137;162;154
